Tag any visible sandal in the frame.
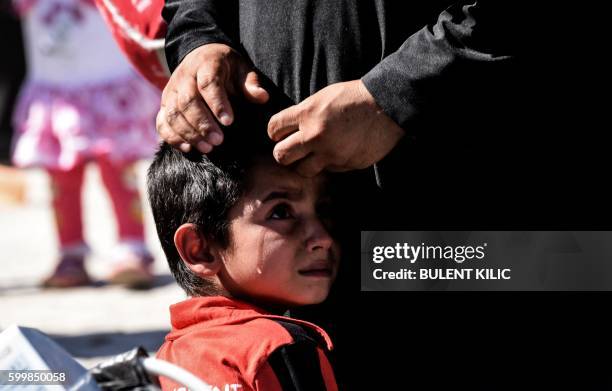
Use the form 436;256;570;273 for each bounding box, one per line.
107;242;155;289
42;255;92;288
108;261;154;289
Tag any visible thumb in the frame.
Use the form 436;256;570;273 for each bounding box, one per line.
242;71;270;104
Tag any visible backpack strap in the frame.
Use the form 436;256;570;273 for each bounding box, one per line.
267;319;329;391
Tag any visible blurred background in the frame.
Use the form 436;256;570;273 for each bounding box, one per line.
0;0;183;368
0;164;184;367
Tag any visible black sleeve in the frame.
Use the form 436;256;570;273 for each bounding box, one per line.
266;321;329;391
361;1;524;129
162;0;239;72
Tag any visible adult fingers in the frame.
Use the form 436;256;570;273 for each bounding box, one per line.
272;130;311;166
325;164;352;173
242;70;269;104
156;107;192;151
196;66;234;126
294;154;328;178
268;105;301;142
165;90;214;154
175;76;225;148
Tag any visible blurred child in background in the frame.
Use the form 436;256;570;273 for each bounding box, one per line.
11;0;160;289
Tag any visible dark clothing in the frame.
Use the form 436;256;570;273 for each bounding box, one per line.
0;5;25;163
164;1;517;126
162;1;571;227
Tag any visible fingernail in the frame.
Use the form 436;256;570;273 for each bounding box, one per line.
273;150;283;163
208;132;223;146
179;143;191;153
197;141;213;154
219;112;232;126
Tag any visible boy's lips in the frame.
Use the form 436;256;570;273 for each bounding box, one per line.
298;260;333;277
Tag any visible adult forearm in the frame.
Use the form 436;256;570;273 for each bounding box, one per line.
163;0;239;72
362;0;520;129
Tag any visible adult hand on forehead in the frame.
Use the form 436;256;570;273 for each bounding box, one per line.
157;43;269;153
267;80;405;177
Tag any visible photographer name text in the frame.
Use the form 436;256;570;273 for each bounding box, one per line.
371;243;511;281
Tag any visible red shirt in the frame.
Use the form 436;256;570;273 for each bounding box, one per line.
156;296;338;391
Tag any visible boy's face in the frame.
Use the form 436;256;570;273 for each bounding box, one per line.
218;158;340;308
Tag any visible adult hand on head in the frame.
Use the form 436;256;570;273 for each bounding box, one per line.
157;43;270;153
267;80;405;177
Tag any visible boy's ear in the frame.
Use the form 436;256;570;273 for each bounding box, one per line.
174;223;222;277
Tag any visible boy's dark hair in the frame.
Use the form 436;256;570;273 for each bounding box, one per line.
147;100;275;296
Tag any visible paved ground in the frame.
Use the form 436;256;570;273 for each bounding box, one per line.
0;163;185;369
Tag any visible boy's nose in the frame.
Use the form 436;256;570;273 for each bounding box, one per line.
305;217;334;252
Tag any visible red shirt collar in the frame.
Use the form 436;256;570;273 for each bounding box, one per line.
167;296;334;350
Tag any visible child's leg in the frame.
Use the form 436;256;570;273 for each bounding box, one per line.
96;156;146;242
45;164;91;288
49;164;86;247
97;156;154;288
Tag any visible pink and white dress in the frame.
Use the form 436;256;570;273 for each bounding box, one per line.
12;0;160;170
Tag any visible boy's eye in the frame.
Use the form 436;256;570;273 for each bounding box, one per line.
269;203;293;220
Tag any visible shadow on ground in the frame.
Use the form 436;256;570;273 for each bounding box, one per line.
0;274;176;295
49;329;168;359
